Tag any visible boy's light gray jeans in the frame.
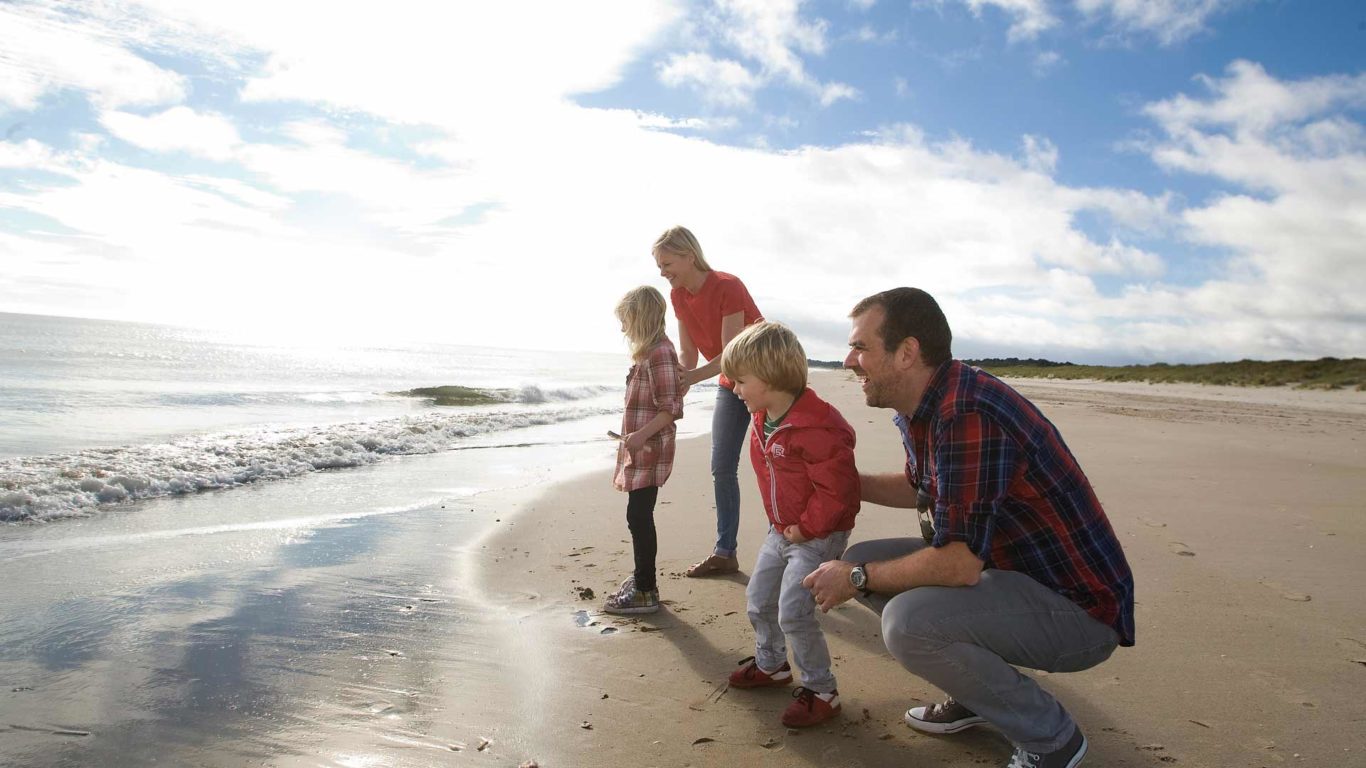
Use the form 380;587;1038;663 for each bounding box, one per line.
747;527;849;693
845;538;1120;754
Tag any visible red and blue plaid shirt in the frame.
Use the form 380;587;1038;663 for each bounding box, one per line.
896;360;1135;646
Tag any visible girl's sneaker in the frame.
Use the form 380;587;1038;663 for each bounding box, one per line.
604;584;660;615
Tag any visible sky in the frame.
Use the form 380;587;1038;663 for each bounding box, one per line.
0;0;1363;364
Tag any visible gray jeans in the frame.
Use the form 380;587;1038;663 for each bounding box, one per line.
846;538;1119;753
747;527;850;693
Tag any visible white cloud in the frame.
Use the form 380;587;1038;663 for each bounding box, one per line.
0;158;286;245
1021;134;1058;173
658;52;762;108
819;82;861;107
1146;60;1366;141
848;24;898;44
100;107;242;161
1057;238;1165;277
962;0;1058;41
635;112;741;132
143;1;685;128
0;137;62;170
2;101;1180;356
1033;50;1064;77
1136;60;1366;358
1076;0;1243;46
718;0;829;81
0;2;187;109
659;0;859;109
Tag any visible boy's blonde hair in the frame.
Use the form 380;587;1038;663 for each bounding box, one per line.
616;286;668;361
651;225;712;272
721;321;808;395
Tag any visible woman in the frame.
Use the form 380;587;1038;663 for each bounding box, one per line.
653;225;763;577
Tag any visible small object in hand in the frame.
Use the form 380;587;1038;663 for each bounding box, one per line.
607;430;622;440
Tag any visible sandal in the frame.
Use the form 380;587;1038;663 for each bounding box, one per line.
685;553;740;577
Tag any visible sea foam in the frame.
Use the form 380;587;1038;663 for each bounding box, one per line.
0;403;615;523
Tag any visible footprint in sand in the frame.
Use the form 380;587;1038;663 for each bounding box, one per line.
1336;638;1366;667
1168;542;1196;557
1336;637;1366;652
1258;580;1311;602
1138;517;1167;528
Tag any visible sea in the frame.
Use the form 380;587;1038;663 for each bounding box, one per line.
0;311;712;767
0;311;680;522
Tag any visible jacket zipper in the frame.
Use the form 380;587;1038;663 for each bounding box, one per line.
761;423;794;527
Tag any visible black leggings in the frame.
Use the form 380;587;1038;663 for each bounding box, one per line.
627;486;659;593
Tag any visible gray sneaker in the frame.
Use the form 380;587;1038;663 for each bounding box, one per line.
1007;726;1087;768
904;697;988;734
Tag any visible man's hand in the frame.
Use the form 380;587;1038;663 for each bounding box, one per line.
782;525;808;544
802;560;857;612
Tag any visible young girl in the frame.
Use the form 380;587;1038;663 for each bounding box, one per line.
605;286;685;615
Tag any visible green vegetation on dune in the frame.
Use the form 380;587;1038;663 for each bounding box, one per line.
970;357;1366;391
393;385;507;406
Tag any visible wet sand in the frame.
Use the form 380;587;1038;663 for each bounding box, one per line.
0;422;631;767
474;370;1366;767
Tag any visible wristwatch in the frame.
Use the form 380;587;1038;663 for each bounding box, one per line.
849;563;872;597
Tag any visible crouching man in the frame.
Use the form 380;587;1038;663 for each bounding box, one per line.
804;288;1135;768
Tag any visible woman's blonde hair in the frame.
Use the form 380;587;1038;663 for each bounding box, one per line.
616;286;669;361
721;321;808;395
652;225;712;272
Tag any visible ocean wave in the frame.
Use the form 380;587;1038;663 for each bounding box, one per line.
154;391;398;407
298;391;394;404
0;404;615;523
514;384;616;403
394;383;616;406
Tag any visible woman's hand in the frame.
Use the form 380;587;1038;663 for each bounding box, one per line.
782;525;808;544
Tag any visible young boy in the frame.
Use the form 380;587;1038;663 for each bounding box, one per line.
719;321;860;728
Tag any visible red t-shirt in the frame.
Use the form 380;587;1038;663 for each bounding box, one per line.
670;271;763;389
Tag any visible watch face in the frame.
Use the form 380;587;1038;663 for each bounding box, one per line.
850;567;866;589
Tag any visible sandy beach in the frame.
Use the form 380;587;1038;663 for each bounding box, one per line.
470;369;1366;767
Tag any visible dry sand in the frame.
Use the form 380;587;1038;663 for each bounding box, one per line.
466;369;1366;768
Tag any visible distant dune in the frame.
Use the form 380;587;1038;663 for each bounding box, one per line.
808;357;1364;390
970;357;1365;391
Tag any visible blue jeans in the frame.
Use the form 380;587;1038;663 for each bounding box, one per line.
747;528;849;692
710;386;749;557
845;538;1120;753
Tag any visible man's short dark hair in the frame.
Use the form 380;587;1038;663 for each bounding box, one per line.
850;288;953;367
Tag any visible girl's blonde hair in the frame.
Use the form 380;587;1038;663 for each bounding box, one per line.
616;286;668;361
651;225;712;272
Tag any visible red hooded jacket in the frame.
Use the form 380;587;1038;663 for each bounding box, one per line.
749;387;860;541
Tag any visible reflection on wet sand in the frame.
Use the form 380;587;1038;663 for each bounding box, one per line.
2;504;495;766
